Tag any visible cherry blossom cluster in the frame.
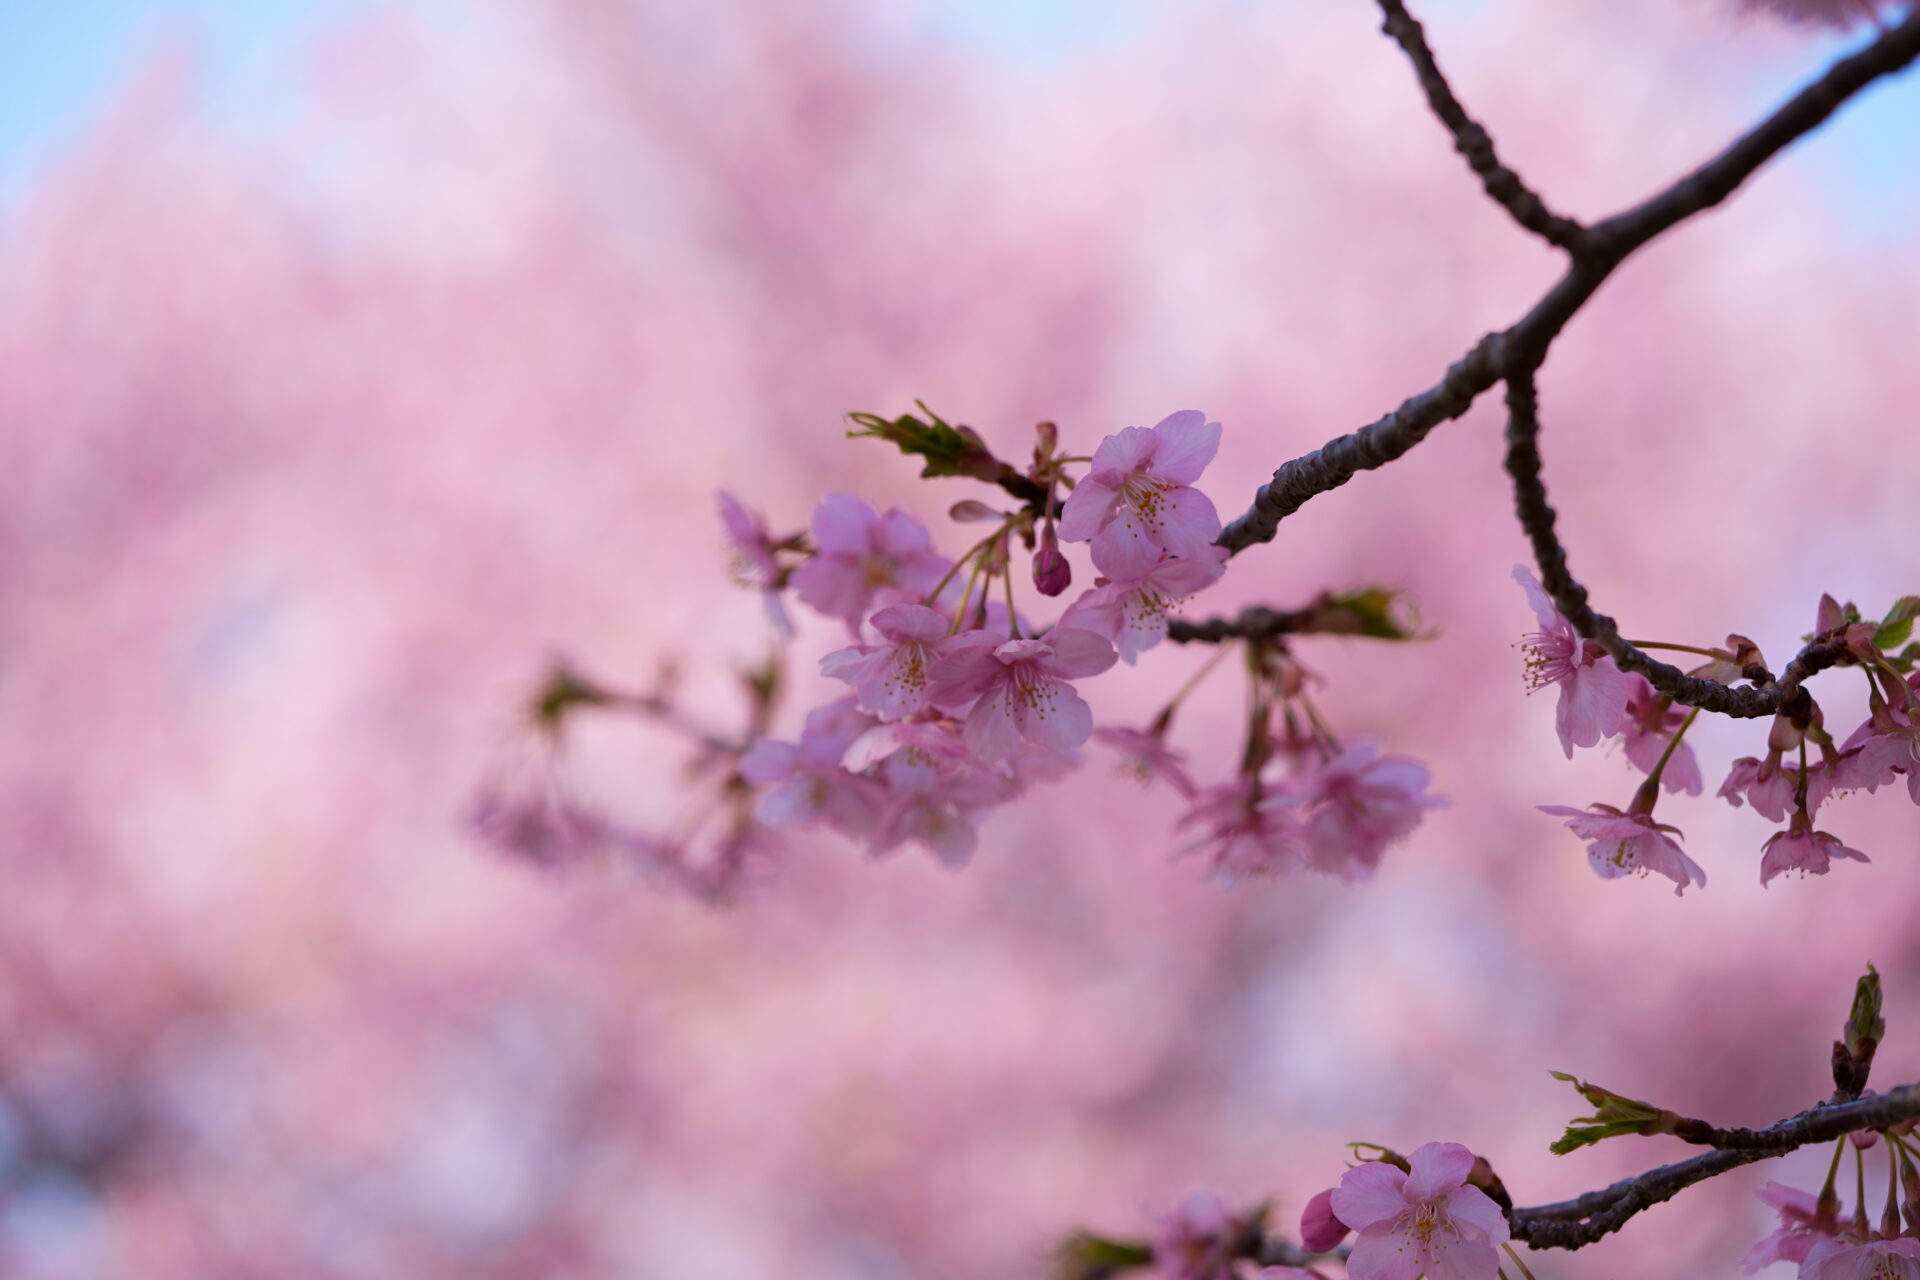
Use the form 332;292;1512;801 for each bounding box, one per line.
1518;570;1918;894
1071;970;1920;1280
471;408;1443;895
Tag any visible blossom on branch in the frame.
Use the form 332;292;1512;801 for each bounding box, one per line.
718;490;797;636
1513;566;1634;758
1798;1236;1920;1280
1329;1142;1508;1280
1759;819;1870;887
1058;411;1224;579
1269;741;1447;883
1059;548;1229;664
926;628;1117;761
1538;802;1706;895
819;603;954;721
1740;1182;1830;1273
1178;779;1305;882
791;493;949;634
1621;676;1702;795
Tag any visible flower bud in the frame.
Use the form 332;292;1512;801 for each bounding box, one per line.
1033;523;1072;597
949;499;1005;524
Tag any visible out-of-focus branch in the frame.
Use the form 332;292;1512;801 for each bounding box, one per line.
1374;0;1584;250
1511;1083;1920;1250
1501;365;1849;718
1216;7;1920;553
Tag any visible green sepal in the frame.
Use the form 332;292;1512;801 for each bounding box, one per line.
1875;598;1920;652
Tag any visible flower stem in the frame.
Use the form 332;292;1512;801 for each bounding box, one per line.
1623;639;1730;661
1150;648;1230;735
1501;1243;1541;1280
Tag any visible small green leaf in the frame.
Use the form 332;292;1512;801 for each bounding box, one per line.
1052;1231;1154;1279
846;402;977;480
1875;598;1920;651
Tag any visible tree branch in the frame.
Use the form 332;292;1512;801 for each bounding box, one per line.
1216;9;1920;554
1375;0;1585;250
1502;364;1849;717
1510;1083;1920;1250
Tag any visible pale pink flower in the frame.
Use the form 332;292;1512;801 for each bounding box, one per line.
1621;676;1702;795
859;719;1016;866
1299;1188;1351;1253
1057;410;1223;579
1741;1182;1830;1273
1270;741;1446;882
1330;1142;1508;1280
470;783;611;872
1739;0;1888;30
739;702;887;842
1178;779;1306;882
1153;1190;1238;1280
1831;732;1914;797
1513;566;1635;757
926;628;1117;761
1538;803;1706;895
1798;1237;1920;1280
790;492;950;633
1094;725;1196;798
819;603;952;721
717;489;795;636
1760;819;1869;887
1719;755;1838;821
1059;548;1229;664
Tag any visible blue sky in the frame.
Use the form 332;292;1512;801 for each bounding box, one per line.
1;0;1912;234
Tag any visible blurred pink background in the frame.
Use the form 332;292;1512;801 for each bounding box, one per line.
2;0;1917;1274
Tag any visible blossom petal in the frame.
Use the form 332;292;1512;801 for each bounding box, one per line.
1404;1142;1474;1200
1152;485;1224;560
810;492;877;554
1422;1234;1502;1280
1043;626;1120;679
1147;411;1220;484
1345;1227;1423;1280
1089;424;1155;476
1330;1162;1409;1232
1056;474;1118;543
1441;1184;1510;1243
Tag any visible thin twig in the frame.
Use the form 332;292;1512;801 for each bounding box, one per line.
1375;0;1585;250
1503;363;1848;717
1216;9;1920;553
1510;1084;1920;1250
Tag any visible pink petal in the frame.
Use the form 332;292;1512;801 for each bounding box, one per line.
1440;1184;1510;1243
1345;1227;1423;1280
1153;484;1224;561
1330;1162;1409;1232
1511;564;1558;629
1404;1142;1474;1200
1146;411;1221;484
1421;1234;1502;1280
963;686;1020;761
872;603;950;643
1089;424;1155;477
1089;507;1164;580
1055;473;1118;543
1020;683;1094;754
1042;626;1120;679
810;492;878;554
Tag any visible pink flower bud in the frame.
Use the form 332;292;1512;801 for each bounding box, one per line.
1032;523;1072;596
949;499;1004;524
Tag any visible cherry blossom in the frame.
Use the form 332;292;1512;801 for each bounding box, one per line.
1032;521;1072;597
790;493;950;633
1741;1182;1831;1273
926;628;1117;761
1760;818;1870;887
1094;726;1197;798
1057;411;1224;579
819;603;954;721
1153;1191;1239;1280
718;489;796;636
1059;549;1229;664
1798;1237;1920;1280
1513;566;1635;757
1329;1142;1508;1280
1621;676;1702;795
1178;780;1306;882
1538;802;1707;895
1270;741;1446;882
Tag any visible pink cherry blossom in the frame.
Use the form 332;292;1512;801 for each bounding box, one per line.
739;701;887;842
1059;548;1229;664
926;628;1117;761
1538;803;1707;895
1621;676;1702;795
790;492;950;633
1057;410;1224;579
1178;779;1306;882
1759;820;1869;887
1269;741;1446;883
469;781;612;872
1153;1190;1238;1280
819;603;953;721
855;719;1015;866
1299;1187;1351;1253
1798;1237;1920;1280
1094;726;1197;798
1512;566;1636;758
1741;1182;1831;1273
1329;1142;1508;1280
718;489;795;636
1718;755;1841;822
1831;732;1914;797
1840;708;1920;806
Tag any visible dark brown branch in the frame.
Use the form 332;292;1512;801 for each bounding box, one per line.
1375;0;1585;250
1510;1083;1920;1250
1503;363;1849;717
1216;9;1920;553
